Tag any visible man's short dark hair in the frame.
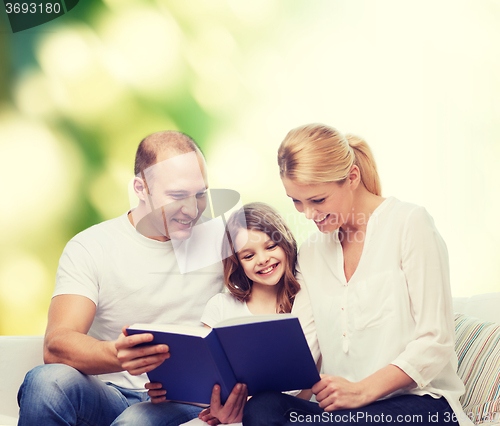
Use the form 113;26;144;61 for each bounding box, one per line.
134;131;202;176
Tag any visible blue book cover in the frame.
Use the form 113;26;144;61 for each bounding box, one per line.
127;315;320;404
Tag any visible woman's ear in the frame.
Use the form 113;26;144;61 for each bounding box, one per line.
133;176;149;202
349;165;361;190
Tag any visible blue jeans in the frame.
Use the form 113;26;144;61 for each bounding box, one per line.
18;364;203;426
242;392;460;425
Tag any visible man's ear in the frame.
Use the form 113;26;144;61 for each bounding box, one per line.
133;176;149;202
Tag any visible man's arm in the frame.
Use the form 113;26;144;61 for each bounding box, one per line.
44;294;122;375
44;294;169;375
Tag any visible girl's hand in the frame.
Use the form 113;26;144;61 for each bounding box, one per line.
198;407;220;425
207;383;248;424
145;382;167;404
312;375;368;412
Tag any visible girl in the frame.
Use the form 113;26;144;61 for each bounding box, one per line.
202;201;315;323
243;124;471;426
148;202;321;424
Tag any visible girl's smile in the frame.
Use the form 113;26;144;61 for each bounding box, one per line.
257;263;280;275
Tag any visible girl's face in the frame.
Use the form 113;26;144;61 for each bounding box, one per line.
281;177;355;234
234;229;286;287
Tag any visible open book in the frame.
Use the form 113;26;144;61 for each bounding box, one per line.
127;314;320;404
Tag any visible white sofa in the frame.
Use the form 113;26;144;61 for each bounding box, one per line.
1;293;499;426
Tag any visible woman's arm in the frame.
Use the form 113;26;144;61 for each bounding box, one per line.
292;278;321;364
391;206;456;389
312;365;414;411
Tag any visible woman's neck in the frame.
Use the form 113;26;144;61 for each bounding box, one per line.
341;185;385;234
246;282;280;315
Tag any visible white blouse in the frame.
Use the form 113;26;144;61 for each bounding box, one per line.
298;197;472;425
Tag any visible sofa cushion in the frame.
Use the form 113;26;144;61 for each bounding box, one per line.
453;293;500;324
455;313;500;425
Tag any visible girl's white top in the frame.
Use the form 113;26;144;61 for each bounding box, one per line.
297;196;472;425
201;288;321;365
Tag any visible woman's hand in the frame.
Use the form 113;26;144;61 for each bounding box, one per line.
145;382;167;404
312;375;368;412
313;366;414;412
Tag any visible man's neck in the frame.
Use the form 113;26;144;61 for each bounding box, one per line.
127;209;171;242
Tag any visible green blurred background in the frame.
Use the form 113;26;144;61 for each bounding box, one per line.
1;0;499;335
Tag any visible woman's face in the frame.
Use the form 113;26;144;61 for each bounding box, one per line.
281;177;355;234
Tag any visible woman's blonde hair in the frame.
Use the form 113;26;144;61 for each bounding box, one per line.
222;202;300;314
278;123;381;196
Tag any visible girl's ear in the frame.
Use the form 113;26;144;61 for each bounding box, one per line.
133;176;149;202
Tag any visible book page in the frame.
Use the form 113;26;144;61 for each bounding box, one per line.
128;323;210;338
215;313;297;328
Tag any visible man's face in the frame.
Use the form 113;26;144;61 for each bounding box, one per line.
143;151;208;241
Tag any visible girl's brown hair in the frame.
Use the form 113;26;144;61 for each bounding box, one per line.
222;202;300;313
278;123;381;195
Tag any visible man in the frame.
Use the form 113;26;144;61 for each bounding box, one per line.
18;131;246;426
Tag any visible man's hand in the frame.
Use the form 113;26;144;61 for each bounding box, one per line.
115;326;170;376
312;374;368;412
200;383;247;425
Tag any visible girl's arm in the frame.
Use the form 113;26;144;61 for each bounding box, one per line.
295;389;313;401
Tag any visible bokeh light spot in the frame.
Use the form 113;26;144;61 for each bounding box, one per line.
0;252;48;308
37;25;125;123
99;7;182;93
0;112;82;239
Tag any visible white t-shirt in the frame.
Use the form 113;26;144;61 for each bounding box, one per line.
298;197;472;425
54;212;223;390
201;289;321;365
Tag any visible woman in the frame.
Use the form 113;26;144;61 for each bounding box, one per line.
242;124;471;425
